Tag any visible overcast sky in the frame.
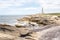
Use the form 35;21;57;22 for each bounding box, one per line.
0;0;60;15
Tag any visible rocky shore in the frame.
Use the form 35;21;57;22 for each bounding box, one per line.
0;14;60;40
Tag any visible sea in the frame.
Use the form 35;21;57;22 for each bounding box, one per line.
0;15;25;25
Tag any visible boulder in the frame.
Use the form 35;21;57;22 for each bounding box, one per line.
17;15;60;26
23;25;60;40
0;24;20;40
0;14;60;40
18;28;31;35
36;25;60;40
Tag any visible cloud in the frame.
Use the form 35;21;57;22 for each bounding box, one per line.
0;0;40;8
0;0;41;15
0;0;60;15
37;0;60;13
0;0;26;8
1;7;41;15
39;0;60;8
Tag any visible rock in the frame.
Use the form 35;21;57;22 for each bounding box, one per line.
0;24;20;36
0;24;32;40
15;21;40;28
18;28;31;35
15;14;60;40
23;25;60;40
14;37;28;40
22;25;60;40
1;14;60;40
17;15;60;26
35;25;60;40
0;24;20;40
15;21;30;27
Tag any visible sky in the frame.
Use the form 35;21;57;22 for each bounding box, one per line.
0;0;60;15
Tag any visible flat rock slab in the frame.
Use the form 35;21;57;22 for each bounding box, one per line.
0;24;20;40
37;26;60;40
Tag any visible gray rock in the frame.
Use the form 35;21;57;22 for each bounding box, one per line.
38;26;60;40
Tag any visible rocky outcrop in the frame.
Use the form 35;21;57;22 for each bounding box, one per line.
17;15;60;26
38;26;60;40
23;25;60;40
0;24;20;40
0;24;30;40
0;14;60;40
0;24;36;40
15;14;60;40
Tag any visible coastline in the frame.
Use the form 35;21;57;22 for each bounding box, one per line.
0;14;60;40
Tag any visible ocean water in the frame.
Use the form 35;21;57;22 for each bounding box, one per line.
0;15;25;25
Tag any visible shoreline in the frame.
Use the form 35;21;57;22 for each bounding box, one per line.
0;14;60;40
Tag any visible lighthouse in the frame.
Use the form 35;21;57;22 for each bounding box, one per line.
42;8;44;14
